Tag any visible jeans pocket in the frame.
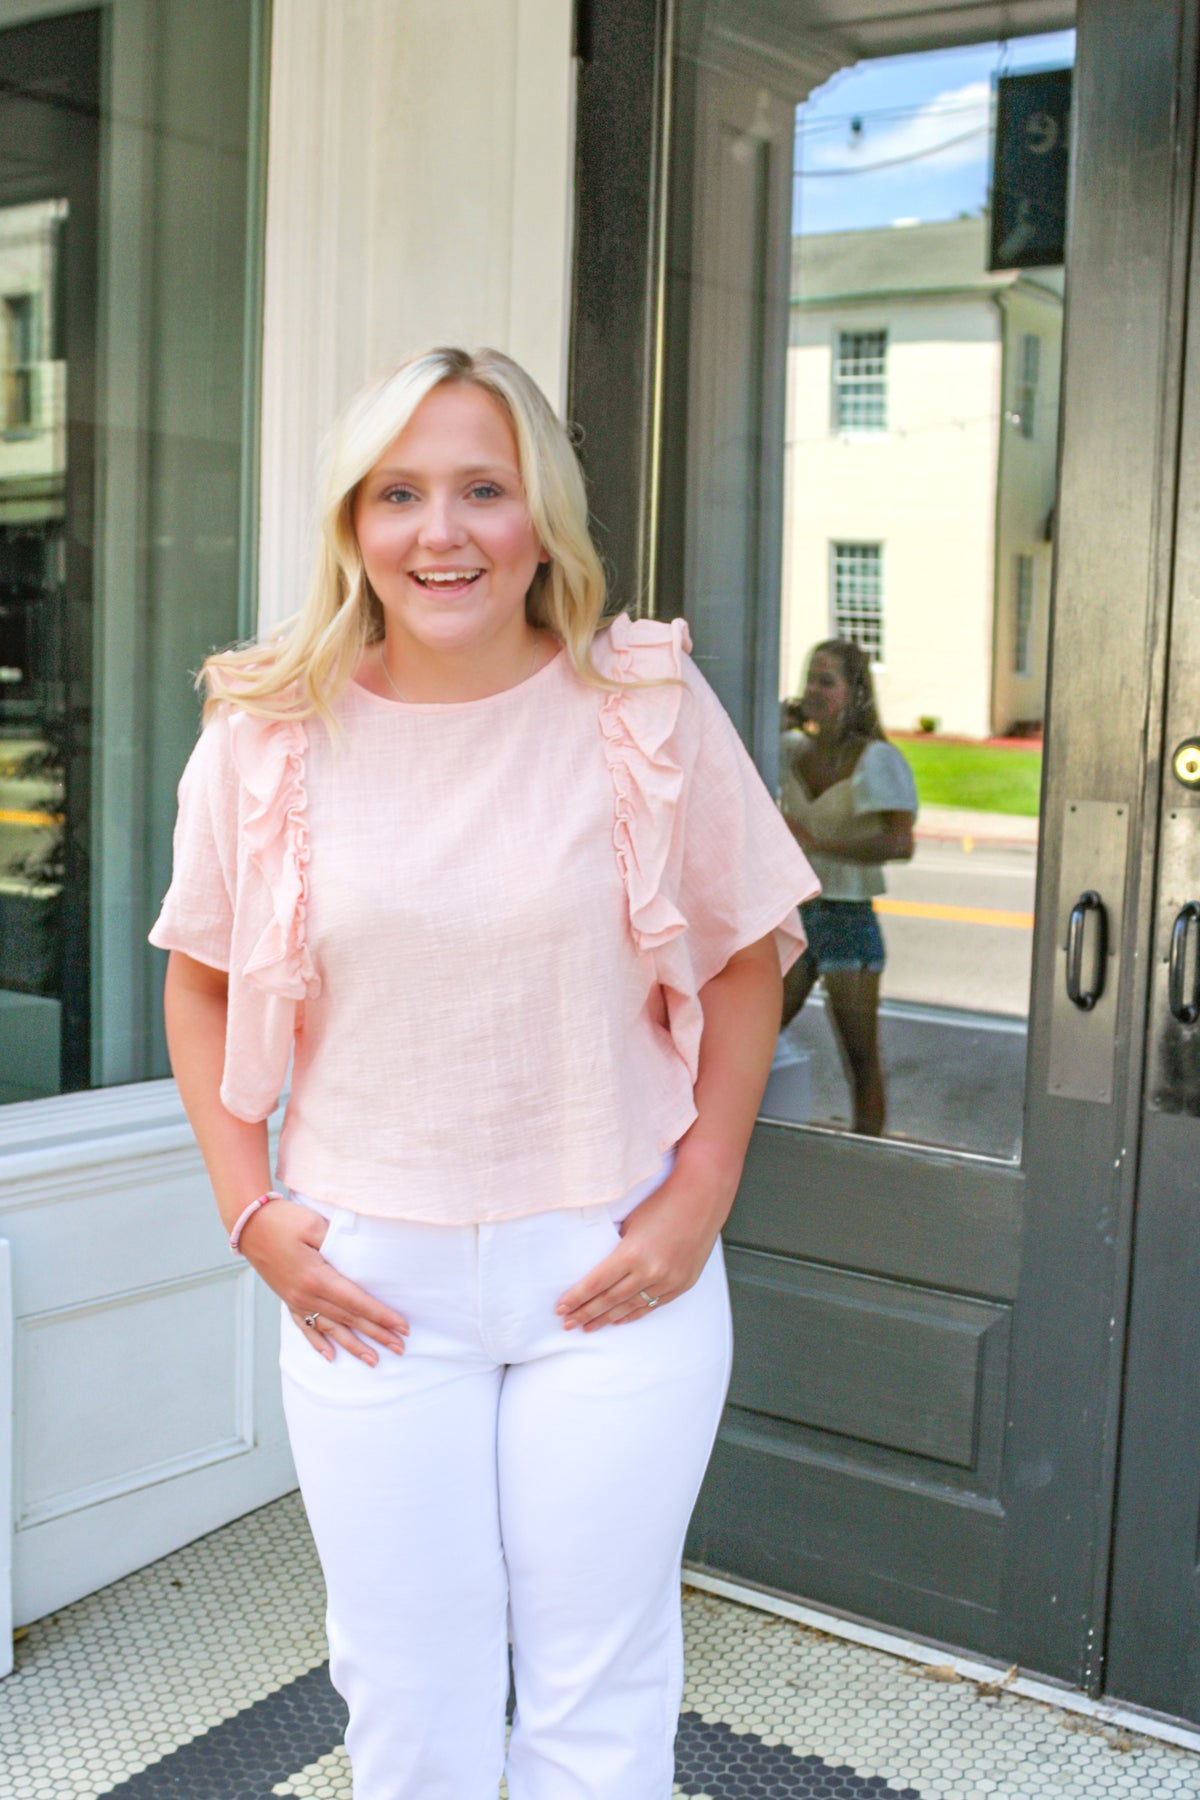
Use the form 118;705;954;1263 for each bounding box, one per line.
317;1205;352;1269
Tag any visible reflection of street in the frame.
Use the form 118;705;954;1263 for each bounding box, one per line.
786;995;1027;1158
773;811;1037;1158
881;834;1036;1017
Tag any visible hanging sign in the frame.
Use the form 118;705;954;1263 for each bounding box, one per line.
989;68;1072;270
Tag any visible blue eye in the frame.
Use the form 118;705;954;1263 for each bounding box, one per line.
469;482;502;501
382;485;416;504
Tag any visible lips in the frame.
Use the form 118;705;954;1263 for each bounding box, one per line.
410;568;484;592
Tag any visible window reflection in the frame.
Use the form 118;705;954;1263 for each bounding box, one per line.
0;200;68;1100
0;3;261;1100
777;641;917;1136
751;27;1069;1157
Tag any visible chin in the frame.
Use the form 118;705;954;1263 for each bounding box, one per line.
405;608;511;656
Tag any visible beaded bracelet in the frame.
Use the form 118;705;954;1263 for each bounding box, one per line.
229;1191;285;1253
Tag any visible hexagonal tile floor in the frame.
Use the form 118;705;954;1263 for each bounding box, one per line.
3;1492;1200;1798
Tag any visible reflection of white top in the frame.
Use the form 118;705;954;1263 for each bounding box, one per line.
779;734;918;902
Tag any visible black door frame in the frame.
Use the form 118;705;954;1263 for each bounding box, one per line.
569;0;1200;1710
998;0;1197;1693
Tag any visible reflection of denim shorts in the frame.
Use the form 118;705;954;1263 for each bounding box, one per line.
800;898;886;976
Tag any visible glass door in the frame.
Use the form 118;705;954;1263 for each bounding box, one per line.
569;0;1197;1690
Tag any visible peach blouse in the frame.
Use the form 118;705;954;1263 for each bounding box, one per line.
150;616;819;1223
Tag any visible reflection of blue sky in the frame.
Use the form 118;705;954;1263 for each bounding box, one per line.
794;31;1075;236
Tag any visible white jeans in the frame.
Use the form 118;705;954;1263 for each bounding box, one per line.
279;1155;733;1800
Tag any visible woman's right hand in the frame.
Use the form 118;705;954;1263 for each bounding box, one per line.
238;1200;410;1367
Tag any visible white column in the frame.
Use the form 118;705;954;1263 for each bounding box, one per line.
257;0;577;633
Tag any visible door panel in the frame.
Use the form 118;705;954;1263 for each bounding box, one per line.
691;1133;1023;1653
666;0;1074;1659
570;0;1200;1713
1105;27;1200;1708
730;1127;1023;1298
662;0;1188;1687
726;1253;1009;1469
997;0;1194;1688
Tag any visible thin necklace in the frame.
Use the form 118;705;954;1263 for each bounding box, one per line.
379;637;540;704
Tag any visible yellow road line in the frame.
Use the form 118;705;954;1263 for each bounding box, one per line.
874;897;1034;930
0;808;61;827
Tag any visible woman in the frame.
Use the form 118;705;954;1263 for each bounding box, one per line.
151;346;817;1799
779;639;917;1137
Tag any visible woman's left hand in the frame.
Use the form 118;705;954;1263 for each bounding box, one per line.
555;1169;728;1331
556;933;781;1331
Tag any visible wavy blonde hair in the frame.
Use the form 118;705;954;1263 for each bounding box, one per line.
202;346;611;724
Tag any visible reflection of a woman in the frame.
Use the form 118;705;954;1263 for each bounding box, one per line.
780;640;918;1136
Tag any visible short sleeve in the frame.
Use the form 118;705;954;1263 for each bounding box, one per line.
148;714;238;972
678;664;821;988
851;739;919;818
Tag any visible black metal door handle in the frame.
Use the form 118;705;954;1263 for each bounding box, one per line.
1168;901;1200;1024
1065;889;1107;1011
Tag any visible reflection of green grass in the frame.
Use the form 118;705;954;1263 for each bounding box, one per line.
895;736;1042;817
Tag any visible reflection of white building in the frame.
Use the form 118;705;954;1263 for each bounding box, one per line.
0;199;66;515
781;217;1062;738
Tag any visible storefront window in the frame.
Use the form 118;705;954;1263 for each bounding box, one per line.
0;2;266;1100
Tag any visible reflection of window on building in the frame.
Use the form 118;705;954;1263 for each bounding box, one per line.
832;541;884;662
3;293;37;431
1014;553;1034;675
1015;332;1040;439
833;329;887;433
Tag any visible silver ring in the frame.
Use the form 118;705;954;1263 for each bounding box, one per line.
303;1311;321;1329
639;1290;659;1309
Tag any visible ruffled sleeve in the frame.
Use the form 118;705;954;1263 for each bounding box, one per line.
148;712;238;972
596;613;691;952
149;707;318;1123
593;613;820;1080
227;710;318;1001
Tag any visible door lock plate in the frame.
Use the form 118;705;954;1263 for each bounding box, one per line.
1048;800;1128;1104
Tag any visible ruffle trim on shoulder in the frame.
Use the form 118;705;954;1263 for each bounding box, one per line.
227;709;320;1002
595;613;693;955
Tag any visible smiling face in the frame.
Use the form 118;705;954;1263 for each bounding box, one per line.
352;379;546;667
802;649;851;728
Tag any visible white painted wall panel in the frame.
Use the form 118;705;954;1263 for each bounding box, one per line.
17;1267;253;1527
257;0;577;630
1;1085;293;1626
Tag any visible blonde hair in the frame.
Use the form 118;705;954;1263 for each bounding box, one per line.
203;346;611;724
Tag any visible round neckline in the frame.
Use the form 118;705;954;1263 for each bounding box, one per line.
347;643;566;715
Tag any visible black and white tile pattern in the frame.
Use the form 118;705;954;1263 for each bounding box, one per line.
3;1493;1199;1799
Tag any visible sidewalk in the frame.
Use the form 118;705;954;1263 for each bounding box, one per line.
915;805;1039;851
3;1493;1200;1799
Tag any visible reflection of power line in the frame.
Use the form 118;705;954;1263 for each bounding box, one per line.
795;123;988;179
797;97;991;137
